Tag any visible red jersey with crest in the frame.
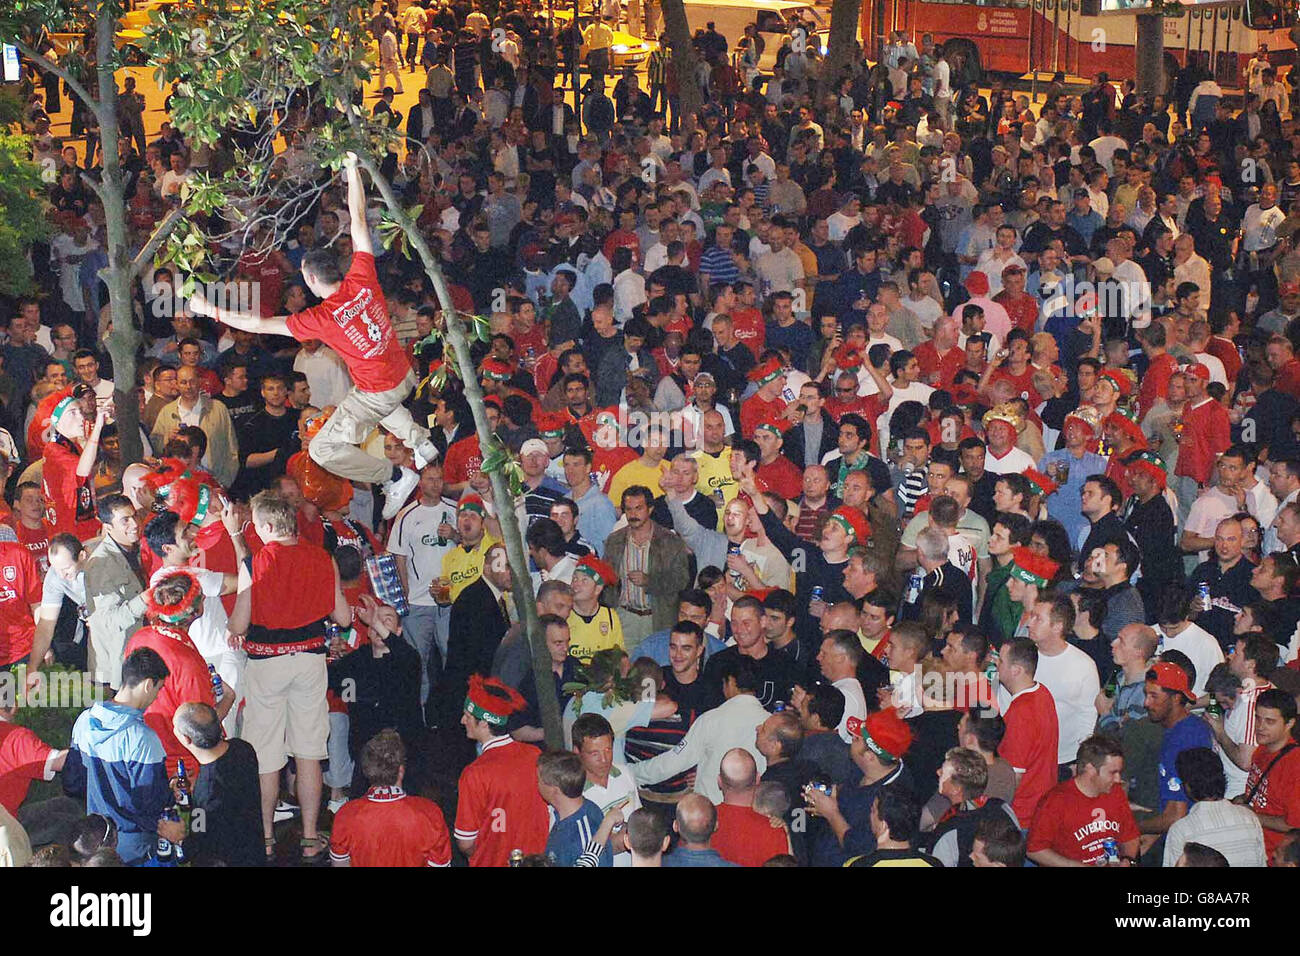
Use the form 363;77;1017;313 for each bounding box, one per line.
443;435;484;487
0;541;42;665
1246;744;1300;859
124;623;218;780
454;736;550;867
330;786;452;866
285;251;411;393
42;437;100;542
8;518;54;577
1026;778;1139;864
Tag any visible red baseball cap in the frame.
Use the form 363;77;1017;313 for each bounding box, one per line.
1146;661;1196;702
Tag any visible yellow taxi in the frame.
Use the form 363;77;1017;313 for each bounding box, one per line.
549;9;655;68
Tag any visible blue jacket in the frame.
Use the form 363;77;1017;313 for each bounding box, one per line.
64;701;171;865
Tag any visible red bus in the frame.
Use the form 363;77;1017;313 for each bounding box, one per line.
859;0;1296;91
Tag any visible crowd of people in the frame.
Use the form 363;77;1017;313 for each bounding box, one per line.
2;0;1300;869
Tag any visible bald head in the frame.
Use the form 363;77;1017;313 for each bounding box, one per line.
822;601;859;634
718;747;758;801
121;463;154;511
675;793;718;846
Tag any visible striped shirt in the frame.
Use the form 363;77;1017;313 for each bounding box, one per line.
621;536;651;612
1223;678;1272;798
699;244;741;286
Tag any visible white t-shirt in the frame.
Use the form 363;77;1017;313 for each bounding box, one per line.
387;499;459;607
834;676;868;743
1155;623;1225;698
581;764;642;866
984;445;1037;476
1033;642;1100;764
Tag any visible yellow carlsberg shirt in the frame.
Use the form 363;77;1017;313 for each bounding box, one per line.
691;447;738;530
567;606;625;664
442;534;499;602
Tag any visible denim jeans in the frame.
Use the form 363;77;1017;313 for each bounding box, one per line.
401;603;449;706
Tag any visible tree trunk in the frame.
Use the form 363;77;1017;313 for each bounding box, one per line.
819;0;862;103
1135;13;1164;98
93;5;144;466
350;145;564;751
660;0;701;129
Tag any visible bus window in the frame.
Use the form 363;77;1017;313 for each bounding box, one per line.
1245;0;1295;29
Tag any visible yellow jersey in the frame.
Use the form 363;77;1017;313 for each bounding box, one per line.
567;606;624;664
442;533;499;602
692;447;738;529
607;458;669;512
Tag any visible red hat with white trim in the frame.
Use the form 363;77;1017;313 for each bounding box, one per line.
827;505;870;542
747;357;784;387
464;674;526;726
167;476;218;527
575;554;619;588
844;708;913;762
1009;546;1059;589
1185;362;1210;382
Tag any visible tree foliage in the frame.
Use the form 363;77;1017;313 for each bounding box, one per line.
0;93;52;297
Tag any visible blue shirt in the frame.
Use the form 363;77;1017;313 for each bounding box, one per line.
635;627;728;666
662;846;738;867
573;483;618;557
1040;449;1109;550
1157;714;1213;810
547;798;610;867
765;319;815;371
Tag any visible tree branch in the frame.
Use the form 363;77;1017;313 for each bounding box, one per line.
8;38;97;115
130;203;187;278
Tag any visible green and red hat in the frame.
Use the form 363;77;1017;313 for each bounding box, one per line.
754;414;790;438
747;357;784;387
145;569;205;625
480;357;513;382
845;708;913;762
1023;468;1058;498
458;494;487;517
534;410;569;441
1009;546;1059;589
833;343;864;370
575;554;619;588
463;674;526;727
1105;409;1147;448
1129;450;1169;490
827;505;870;542
1097;368;1133;398
167;476;216;527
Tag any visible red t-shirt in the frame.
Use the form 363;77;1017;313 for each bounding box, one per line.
443;435;484;487
591;446;638;494
712;803;790;867
249;540;335;632
1138;353;1178;421
123;624;217;780
740;392;786;438
990;364;1038;402
453;737;550;867
914;342;967;389
730;309;765;358
999;682;1060;827
285;251;411;394
1027;778;1140;864
0;720;55;814
1174;398;1231;485
1205;336;1242;385
238;250;287;318
1246;744;1300;859
8;518;54;576
993;290;1039;335
330;787;452;866
757;457;804;501
0;541;43;665
193;521;241;615
42;437;100;542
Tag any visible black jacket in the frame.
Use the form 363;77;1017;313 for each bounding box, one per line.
782;410;838;471
440;577;511;723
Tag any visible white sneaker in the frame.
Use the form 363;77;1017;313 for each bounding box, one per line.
327;798;348;815
381;467;419;519
413;439;440;471
273;799;300;823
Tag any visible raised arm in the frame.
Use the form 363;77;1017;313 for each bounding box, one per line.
343;152;373;256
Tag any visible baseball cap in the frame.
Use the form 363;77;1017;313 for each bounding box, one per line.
1146;661;1196;702
1186;362;1211;382
520;438;550;457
